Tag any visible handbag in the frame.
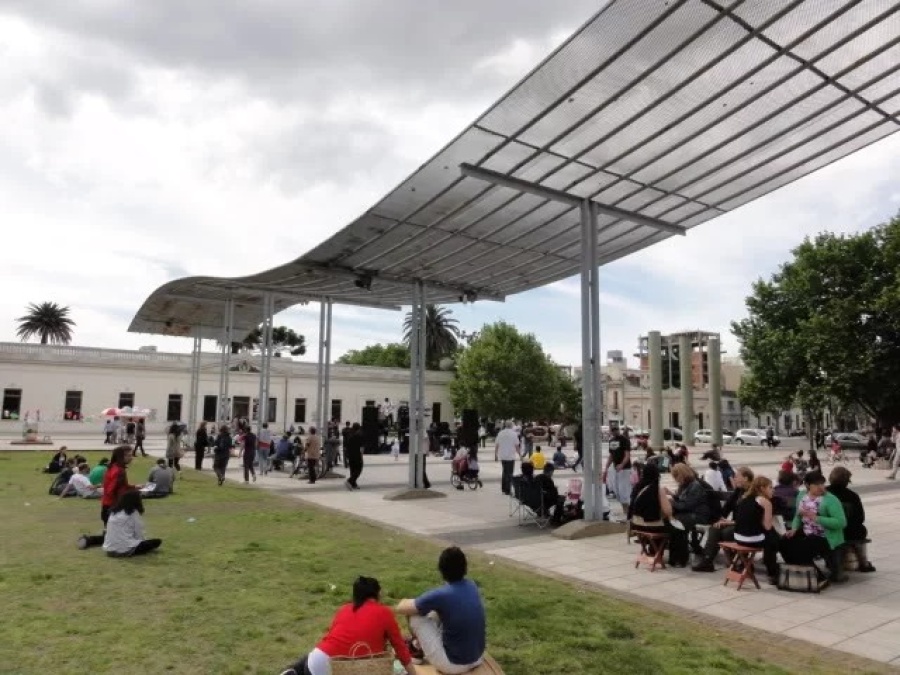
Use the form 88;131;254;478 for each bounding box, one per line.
777;563;827;593
330;642;394;675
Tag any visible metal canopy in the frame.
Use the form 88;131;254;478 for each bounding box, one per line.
130;0;900;338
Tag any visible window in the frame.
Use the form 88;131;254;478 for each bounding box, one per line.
203;395;218;422
233;396;250;419
294;398;307;424
166;394;183;422
365;399;376;407
726;400;734;412
267;397;277;424
63;390;83;420
118;392;135;409
330;399;342;423
2;388;22;418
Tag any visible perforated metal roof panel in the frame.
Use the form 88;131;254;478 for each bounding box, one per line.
131;0;900;338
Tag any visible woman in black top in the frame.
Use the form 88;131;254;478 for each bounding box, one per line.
194;422;209;471
628;463;672;535
213;425;232;486
807;449;821;473
733;475;780;583
827;466;875;572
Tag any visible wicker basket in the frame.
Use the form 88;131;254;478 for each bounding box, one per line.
330;642;395;675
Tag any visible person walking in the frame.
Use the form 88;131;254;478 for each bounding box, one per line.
104;419;113;444
134;418;146;457
494;421;521;495
165;421;182;471
344;423;364;490
887;423;900;480
305;426;322;484
572;423;584;472
257;422;272;476
242;427;258;483
213;425;232;486
194;421;208;471
340;421;352;468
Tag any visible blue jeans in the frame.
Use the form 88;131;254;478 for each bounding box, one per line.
256;449;269;475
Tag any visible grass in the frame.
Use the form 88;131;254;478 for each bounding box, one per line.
0;451;884;674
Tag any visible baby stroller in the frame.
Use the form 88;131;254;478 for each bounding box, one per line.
450;450;482;490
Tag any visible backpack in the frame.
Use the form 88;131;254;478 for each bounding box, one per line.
49;471;71;496
698;478;723;523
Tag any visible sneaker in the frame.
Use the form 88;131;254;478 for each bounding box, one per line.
77;535;88;550
859;562;876;573
406;637;424;661
345;480;353;491
279;670;298;675
691;559;715;573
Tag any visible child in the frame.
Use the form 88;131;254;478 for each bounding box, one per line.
391;438;400;461
103;491;162;557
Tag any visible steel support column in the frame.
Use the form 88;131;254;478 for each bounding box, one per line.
257;293;274;435
587;202;603;522
679;333;694;443
648;331;664;451
322;298;333;432
416;281;427;489
709;336;723;446
579;200;599;521
407;284;422;488
187;328;202;442
218;299;235;425
315;299;326;432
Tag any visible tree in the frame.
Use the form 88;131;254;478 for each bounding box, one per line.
336;343;410;368
233;326;307;357
16;302;75;345
449;322;562;421
732;212;900;427
403;304;460;369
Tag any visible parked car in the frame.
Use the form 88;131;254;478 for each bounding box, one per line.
693;428;734;444
789;429;807;437
831;432;868;451
662;427;683;442
733;428;781;446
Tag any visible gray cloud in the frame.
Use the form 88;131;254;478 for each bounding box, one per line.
1;1;601;104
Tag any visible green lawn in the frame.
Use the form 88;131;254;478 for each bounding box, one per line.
0;451;883;674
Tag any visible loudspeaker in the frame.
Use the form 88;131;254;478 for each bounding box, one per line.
362;405;379;454
397;405;410;432
460;408;478;449
432;402;441;425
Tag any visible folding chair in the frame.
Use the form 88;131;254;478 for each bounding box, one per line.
517;480;551;529
508;475;524;518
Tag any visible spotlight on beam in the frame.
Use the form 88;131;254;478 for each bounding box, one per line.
353;274;373;291
464;290;478;303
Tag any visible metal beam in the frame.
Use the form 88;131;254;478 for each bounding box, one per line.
460;163;685;235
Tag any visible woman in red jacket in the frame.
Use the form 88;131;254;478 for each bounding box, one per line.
78;445;137;549
280;576;416;675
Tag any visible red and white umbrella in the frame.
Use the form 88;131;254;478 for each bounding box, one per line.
100;407;120;417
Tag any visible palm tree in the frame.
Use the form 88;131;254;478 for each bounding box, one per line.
16;302;75;345
403;304;460;369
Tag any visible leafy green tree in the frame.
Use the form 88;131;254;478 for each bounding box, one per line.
732;212;900;426
336;343;410;368
403;304;460;369
230;326;307;356
16;302;75;345
449;322;561;421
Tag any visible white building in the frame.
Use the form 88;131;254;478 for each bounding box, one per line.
0;342;452;437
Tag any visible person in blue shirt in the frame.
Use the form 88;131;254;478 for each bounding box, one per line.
397;547;486;674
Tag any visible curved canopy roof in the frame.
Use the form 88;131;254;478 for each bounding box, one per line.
130;0;900;339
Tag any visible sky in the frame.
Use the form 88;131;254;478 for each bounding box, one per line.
1;1;899;369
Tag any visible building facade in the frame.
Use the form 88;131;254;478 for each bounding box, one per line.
0;343;453;437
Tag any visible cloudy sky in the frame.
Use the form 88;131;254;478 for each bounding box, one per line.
1;1;899;368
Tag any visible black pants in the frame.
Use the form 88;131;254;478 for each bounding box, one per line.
307;458;318;483
134;437;146;456
133;539;162;555
168;457;181;471
243;460;255;482
572;449;583;471
105;432;112;444
500;460;515;495
413;453;431;489
780;531;842;578
194;445;205;470
213;456;229;483
286;655;313;675
749;530;780;578
702;524;734;561
83;504;113;548
347;454;363;488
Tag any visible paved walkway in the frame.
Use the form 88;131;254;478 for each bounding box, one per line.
16;438;900;666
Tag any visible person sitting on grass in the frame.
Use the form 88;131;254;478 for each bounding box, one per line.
142;459;175;498
43;446;68;474
49;458;77;495
279;576;416;675
102;490;162;558
397;546;486;674
89;458;108;486
59;463;103;499
552;446;568;469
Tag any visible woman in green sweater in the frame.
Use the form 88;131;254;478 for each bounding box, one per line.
779;470;848;582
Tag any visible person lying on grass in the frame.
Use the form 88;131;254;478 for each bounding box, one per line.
279;576;416;675
102;490;162;558
396;546;486;675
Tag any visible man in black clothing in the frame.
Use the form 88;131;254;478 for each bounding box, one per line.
692;466;754;572
344;423;364;490
535;464;566;525
340;421;353;468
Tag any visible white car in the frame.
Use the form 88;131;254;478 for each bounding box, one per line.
693;429;734;444
733;428;780;446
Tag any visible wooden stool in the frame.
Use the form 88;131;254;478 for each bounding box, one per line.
719;542;763;590
415;654;505;675
634;531;669;572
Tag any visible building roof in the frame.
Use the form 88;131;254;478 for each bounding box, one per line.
130;0;900;340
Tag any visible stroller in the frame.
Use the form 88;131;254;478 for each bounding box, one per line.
450;449;482;490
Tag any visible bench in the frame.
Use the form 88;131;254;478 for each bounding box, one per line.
633;531;669;572
719;542;763;590
415;654;505;675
